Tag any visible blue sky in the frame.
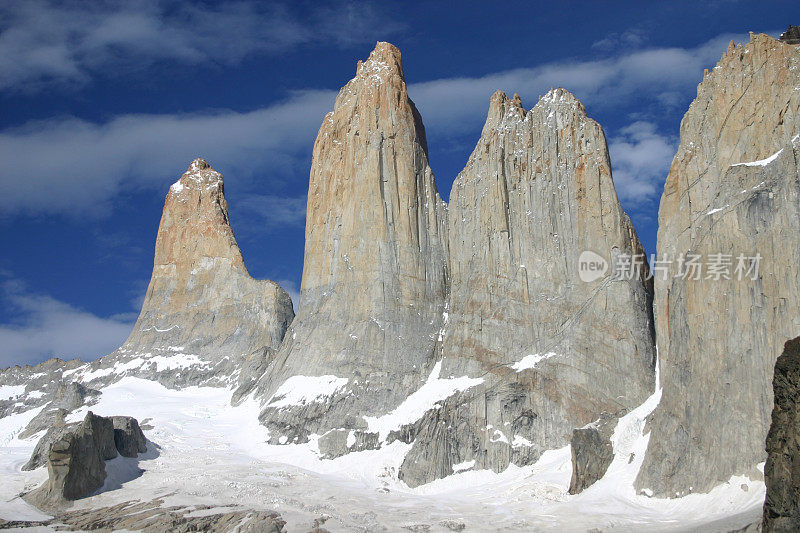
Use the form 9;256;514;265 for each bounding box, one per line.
0;0;797;367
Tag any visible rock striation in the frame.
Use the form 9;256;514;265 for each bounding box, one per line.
25;412;146;510
397;90;655;486
763;336;800;532
637;34;800;496
252;42;449;447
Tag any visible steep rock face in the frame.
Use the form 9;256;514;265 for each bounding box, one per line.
638;34;800;496
72;159;294;390
764;337;800;532
398;90;655;486
253;42;448;444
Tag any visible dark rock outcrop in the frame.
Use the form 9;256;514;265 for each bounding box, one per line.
569;412;618;494
25;412;146;510
763;337;800;532
110;416;147;458
779;26;800;45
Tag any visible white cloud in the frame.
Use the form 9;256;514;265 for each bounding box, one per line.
0;0;401;92
0;89;335;217
0;280;133;367
608;121;678;205
236;195;307;230
408;33;745;139
0;32;749;217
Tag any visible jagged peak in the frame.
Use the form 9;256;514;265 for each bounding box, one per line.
355;41;404;82
170;158;222;195
536;87;584;110
333;42;407;110
485;90;527;128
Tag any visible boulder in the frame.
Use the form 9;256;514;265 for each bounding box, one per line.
25;412;146;510
569;412;619;494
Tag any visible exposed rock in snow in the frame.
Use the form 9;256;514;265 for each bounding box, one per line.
25;412;121;510
569;412;618;494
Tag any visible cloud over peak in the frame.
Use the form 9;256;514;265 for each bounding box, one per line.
0;0;401;93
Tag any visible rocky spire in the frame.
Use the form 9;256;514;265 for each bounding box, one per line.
637;33;800;497
251;42;448;449
110;158;294;389
397;88;656;486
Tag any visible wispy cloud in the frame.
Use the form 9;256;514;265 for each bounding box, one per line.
0;32;748;217
0;89;335;217
0;0;401;93
408;32;744;139
608;121;678;206
236;195;307;230
0;279;133;367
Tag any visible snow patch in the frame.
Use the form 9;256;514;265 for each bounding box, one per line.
511;352;558;372
452;460;475;473
0;385;25;401
731;148;783;167
364;362;483;441
267;375;349;408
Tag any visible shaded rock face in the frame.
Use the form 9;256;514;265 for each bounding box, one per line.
763;337;800;532
25;412;146;510
637;34;800;497
253;42;448;444
569;412;618;494
780;26;800;45
110;416;147;457
397;90;655;486
58;159;294;391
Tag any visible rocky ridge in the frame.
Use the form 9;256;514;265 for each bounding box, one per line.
637;33;800;496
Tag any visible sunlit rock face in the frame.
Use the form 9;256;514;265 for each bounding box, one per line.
252;42;449;445
637;33;800;497
78;159;294;392
398;89;655;486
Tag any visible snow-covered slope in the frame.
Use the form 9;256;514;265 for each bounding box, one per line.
0;375;763;531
